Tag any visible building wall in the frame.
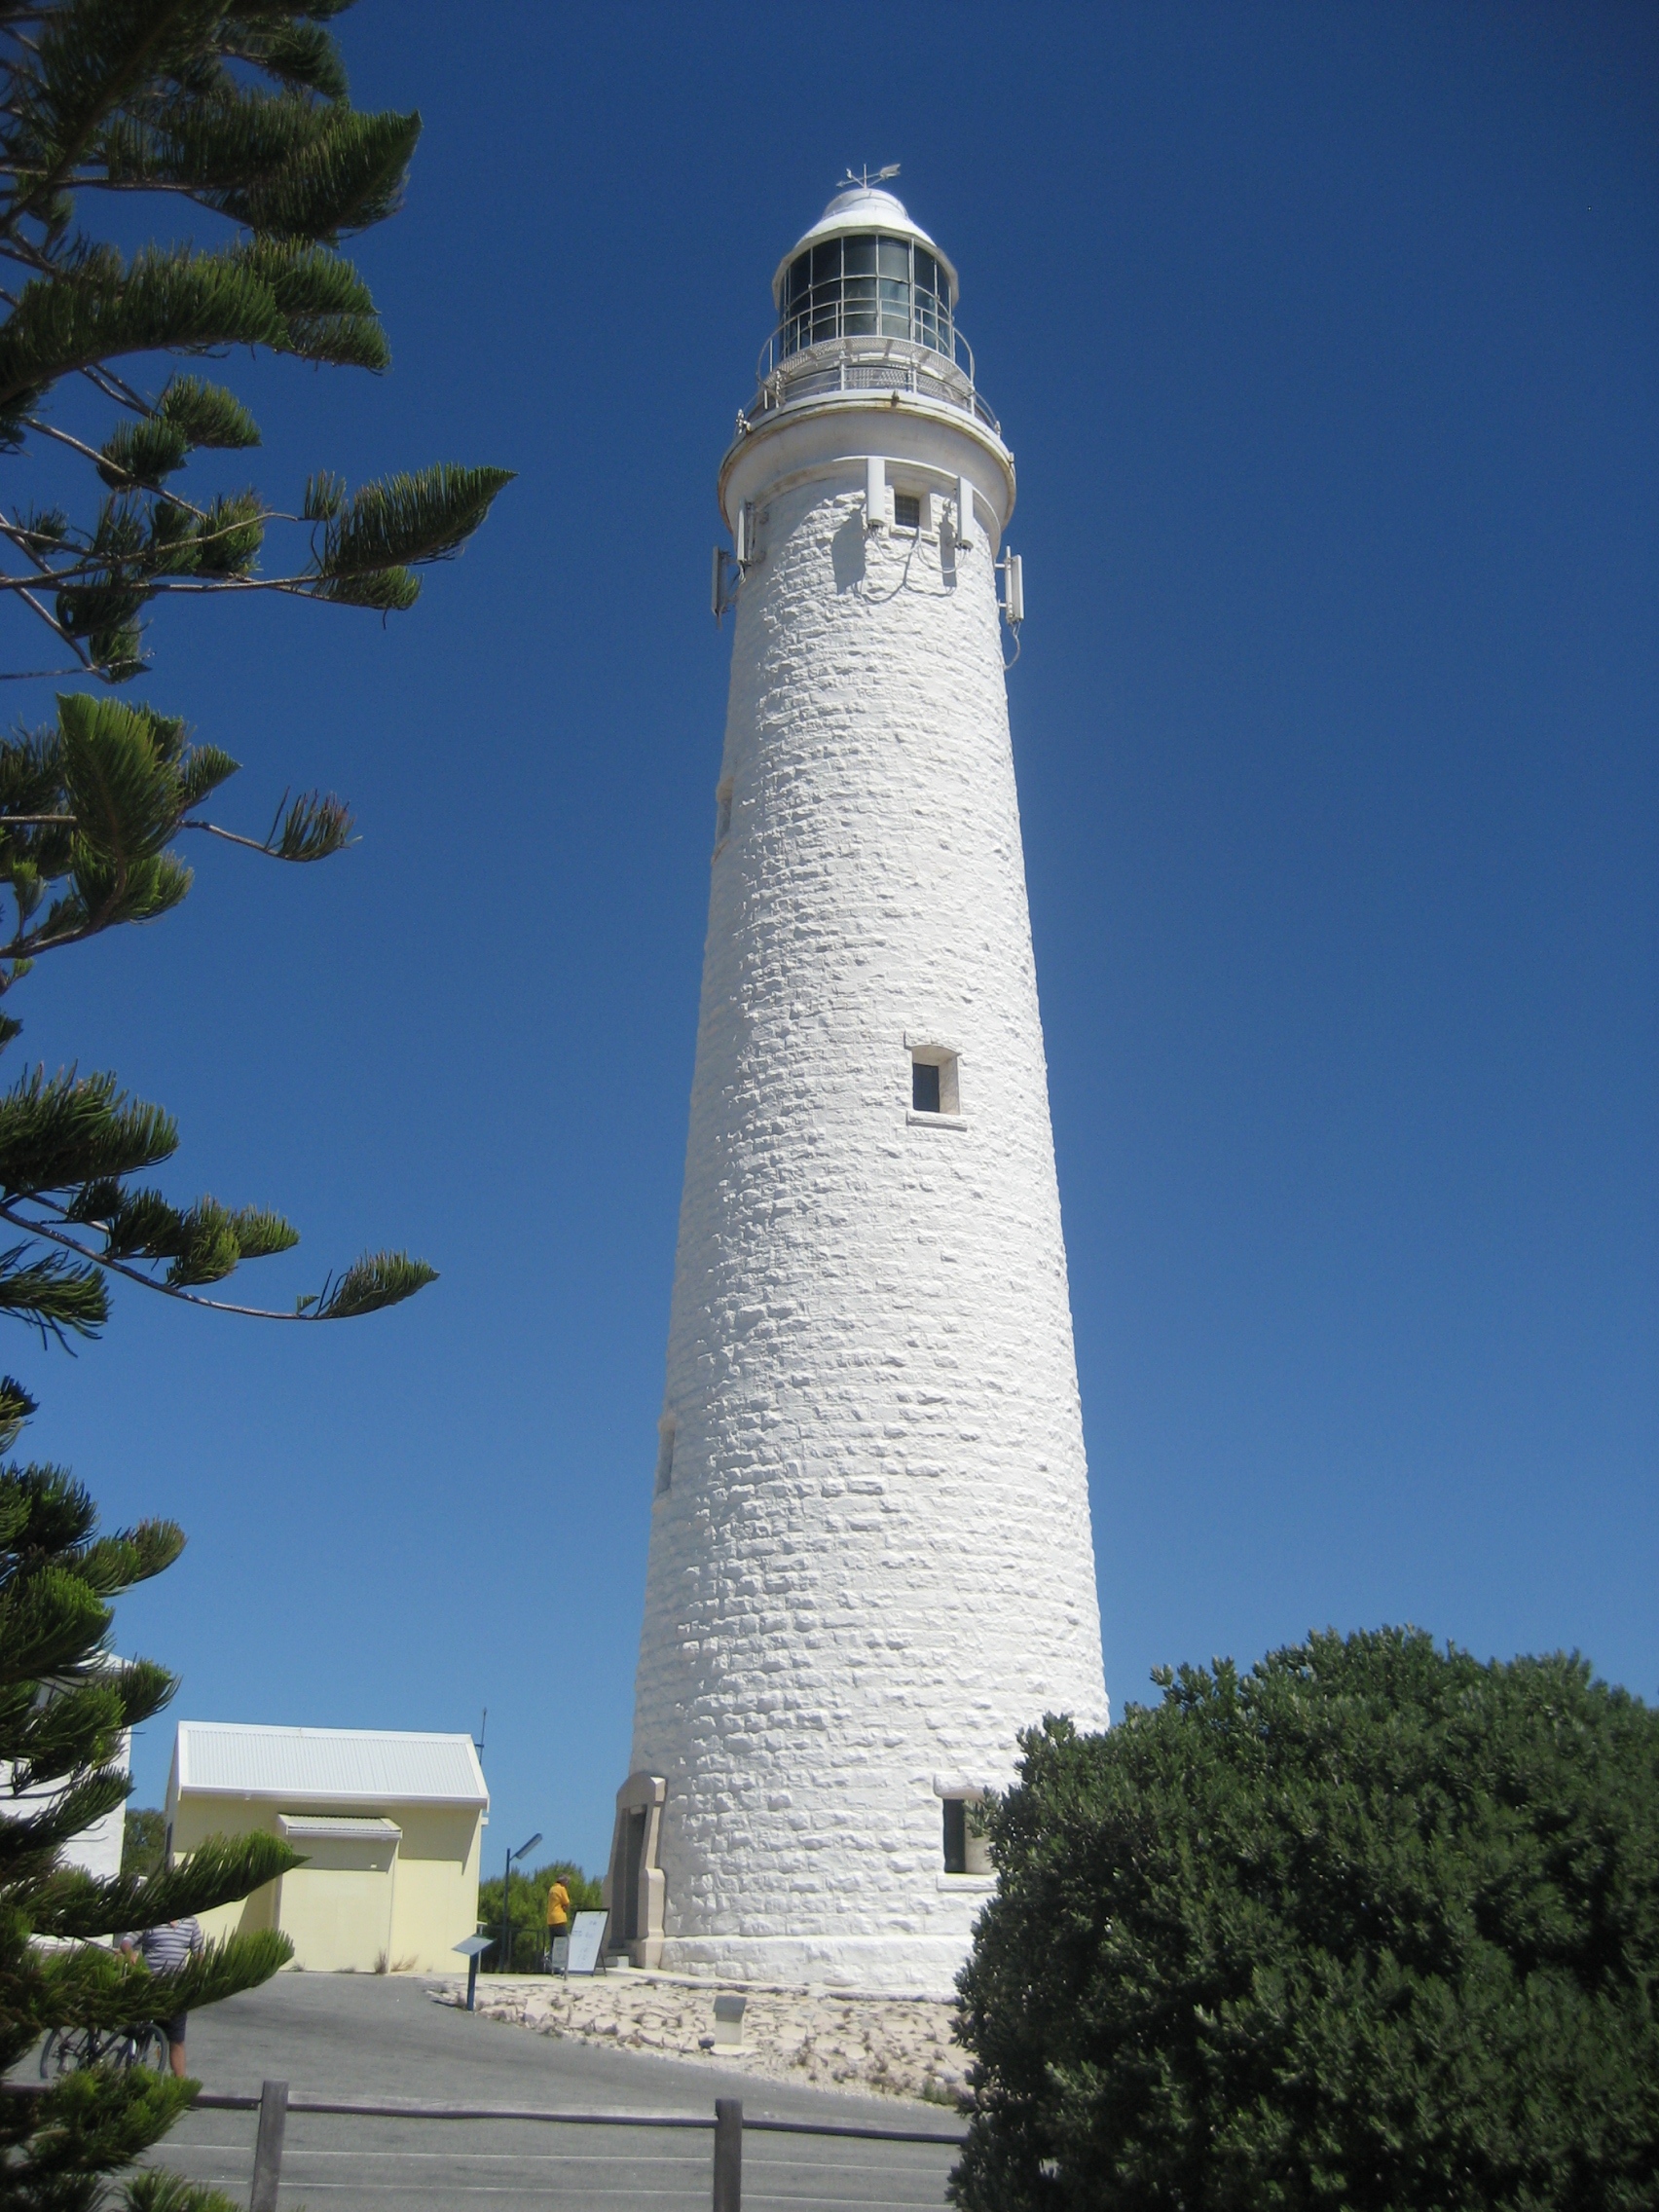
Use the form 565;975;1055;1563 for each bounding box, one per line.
3;1727;129;1884
275;1833;396;1974
387;1807;484;1971
629;457;1108;1993
174;1794;482;1972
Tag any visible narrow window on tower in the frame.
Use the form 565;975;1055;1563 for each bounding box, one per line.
714;779;733;851
654;1416;677;1498
893;492;921;532
941;1797;967;1873
941;1794;991;1874
910;1047;961;1118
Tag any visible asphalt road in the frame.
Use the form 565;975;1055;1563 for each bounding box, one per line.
138;1972;965;2212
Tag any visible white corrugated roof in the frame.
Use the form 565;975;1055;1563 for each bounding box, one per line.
174;1722;488;1808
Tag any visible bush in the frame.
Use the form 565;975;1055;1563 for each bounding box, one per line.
952;1627;1659;2211
475;1859;604;1972
122;1808;166;1880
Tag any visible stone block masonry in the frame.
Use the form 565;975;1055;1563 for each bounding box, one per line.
619;186;1107;1996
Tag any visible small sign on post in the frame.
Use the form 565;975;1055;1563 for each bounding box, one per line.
453;1933;492;2012
564;1910;609;1975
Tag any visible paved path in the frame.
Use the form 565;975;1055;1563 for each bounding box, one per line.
149;1973;964;2212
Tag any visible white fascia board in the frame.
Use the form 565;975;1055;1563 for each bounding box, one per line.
178;1785;485;1810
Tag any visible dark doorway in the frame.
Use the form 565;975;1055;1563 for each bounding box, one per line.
622;1809;647;1941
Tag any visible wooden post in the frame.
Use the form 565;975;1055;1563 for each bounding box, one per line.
249;2079;288;2212
713;2096;742;2212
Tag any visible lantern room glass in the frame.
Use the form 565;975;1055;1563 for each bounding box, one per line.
782;235;954;360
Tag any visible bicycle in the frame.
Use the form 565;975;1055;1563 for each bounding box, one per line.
118;2020;170;2073
38;2023;102;2077
39;2019;168;2078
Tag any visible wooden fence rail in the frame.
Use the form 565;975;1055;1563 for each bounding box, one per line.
8;2075;969;2210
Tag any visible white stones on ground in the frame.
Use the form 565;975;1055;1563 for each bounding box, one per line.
437;1975;969;2106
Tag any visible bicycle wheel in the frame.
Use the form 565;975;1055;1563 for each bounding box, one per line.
38;2026;97;2078
131;2023;168;2073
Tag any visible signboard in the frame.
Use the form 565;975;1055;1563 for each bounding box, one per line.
564;1909;608;1975
453;1930;493;2011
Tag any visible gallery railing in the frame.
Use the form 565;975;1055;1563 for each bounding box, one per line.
744;324;1001;439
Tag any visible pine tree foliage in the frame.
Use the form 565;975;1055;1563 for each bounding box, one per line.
0;750;436;1335
951;1628;1659;2212
0;1;505;1329
0;11;505;2206
0;0;512;682
0;1383;300;2212
0;687;438;1334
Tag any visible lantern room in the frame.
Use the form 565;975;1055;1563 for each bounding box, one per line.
771;184;959;361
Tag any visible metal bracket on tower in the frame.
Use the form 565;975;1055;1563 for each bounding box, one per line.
997;549;1024;627
712;504;759;625
865;458;886;535
956;475;976;553
711;546;738;624
997;547;1024;667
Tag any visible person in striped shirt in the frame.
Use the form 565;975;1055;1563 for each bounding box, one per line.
118;1916;203;2077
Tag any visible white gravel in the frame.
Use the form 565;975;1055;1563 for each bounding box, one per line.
432;1972;971;2107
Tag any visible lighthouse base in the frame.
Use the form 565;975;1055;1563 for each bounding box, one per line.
656;1914;993;1999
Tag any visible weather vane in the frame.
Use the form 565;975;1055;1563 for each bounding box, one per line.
839;164;901;191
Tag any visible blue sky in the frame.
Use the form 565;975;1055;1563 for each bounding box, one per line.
9;4;1654;1878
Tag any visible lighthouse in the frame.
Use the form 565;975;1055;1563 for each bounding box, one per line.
607;179;1108;1994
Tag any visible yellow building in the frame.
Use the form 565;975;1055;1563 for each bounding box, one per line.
166;1722;489;1973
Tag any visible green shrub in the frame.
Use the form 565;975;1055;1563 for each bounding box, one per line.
122;1807;166;1880
476;1860;604;1973
952;1627;1659;2211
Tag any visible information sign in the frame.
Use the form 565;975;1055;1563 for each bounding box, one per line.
564;1909;608;1975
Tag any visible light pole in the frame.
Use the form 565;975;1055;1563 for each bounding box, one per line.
498;1830;541;1974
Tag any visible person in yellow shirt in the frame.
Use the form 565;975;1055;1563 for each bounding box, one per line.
545;1876;571;1971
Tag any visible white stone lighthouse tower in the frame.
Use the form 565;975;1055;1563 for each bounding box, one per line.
607;180;1108;1994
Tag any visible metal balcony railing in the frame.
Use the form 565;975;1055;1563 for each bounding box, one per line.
744;324;1000;439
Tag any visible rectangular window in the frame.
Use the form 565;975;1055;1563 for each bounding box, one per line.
714;780;733;848
843;241;877;334
654;1417;676;1497
942;1797;967;1874
910;1048;961;1117
893;492;921;531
